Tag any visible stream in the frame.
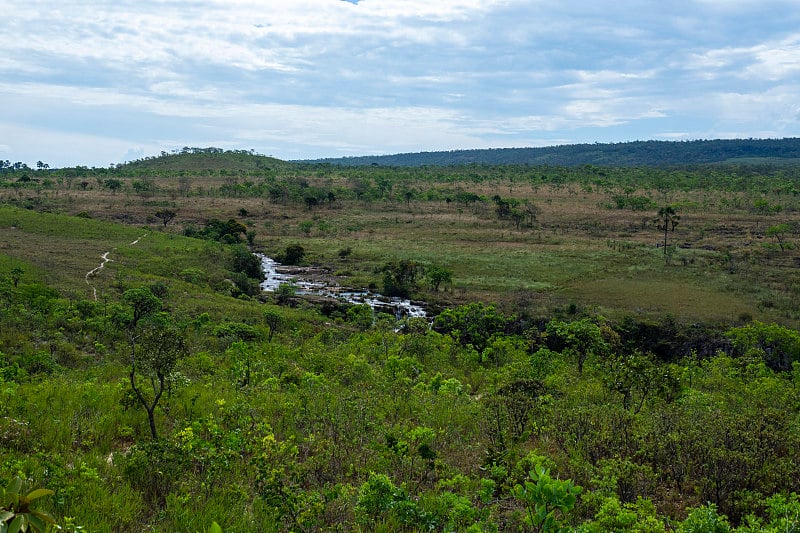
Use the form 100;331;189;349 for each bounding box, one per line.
256;253;428;319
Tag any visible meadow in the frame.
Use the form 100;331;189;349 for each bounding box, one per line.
0;153;799;531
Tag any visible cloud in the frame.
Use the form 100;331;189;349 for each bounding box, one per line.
1;0;799;166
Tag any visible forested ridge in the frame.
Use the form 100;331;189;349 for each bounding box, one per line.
1;150;800;531
305;138;800;167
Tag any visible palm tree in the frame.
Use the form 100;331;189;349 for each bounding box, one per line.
655;206;680;255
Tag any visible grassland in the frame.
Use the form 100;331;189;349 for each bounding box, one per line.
2;160;798;326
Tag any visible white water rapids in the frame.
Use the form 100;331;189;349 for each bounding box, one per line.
256;253;427;319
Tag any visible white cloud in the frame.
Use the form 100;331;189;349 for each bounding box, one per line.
1;0;799;166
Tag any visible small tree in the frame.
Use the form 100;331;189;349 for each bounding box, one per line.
279;244;305;265
154;209;177;227
104;178;123;194
766;223;791;252
129;318;187;440
263;308;283;342
546;318;610;375
426;264;452;292
655;206;680;256
9;267;23;288
433;302;509;356
118;287;181;440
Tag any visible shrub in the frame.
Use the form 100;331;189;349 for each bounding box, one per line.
277;244;305;266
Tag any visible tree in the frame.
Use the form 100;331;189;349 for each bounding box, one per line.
104;178;123;194
426;264;452;292
118;288;174;440
132;179;156;199
510;208;525;230
546;318;610;374
129;318;186;440
122;287;162;328
726;320;800;372
524;201;541;227
231;244;263;279
263;308;283;342
9;267;23;288
154;209;177;227
381;260;422;298
433;302;509;356
655;206;680;256
766;223;791;252
278;244;305;265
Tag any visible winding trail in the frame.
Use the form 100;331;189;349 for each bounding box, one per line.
85;234;147;300
85;252;113;301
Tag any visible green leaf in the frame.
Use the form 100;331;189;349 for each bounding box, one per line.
26;514;46;532
7;515;23;533
6;478;22;496
0;511;13;523
23;489;53;502
30;510;56;525
209;521;223;533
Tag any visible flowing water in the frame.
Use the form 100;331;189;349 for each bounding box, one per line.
256;253;427;319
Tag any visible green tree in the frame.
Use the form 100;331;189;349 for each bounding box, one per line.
581;496;666;533
263;308;282;342
278;244;305;265
104;178;123;194
9;267;23;288
154;209;177;227
765;223;791;251
726;320;800;372
118;288;174;440
655;206;680;256
129;318;187;440
381;260;422;298
677;503;730;533
230;244;262;279
546;318;610;374
433;302;509;357
425;264;452;292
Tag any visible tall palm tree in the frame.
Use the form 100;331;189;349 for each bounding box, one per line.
655;206;680;255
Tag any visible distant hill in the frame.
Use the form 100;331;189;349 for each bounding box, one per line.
120;147;290;172
303;138;800;167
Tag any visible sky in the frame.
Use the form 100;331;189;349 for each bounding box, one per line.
2;0;800;168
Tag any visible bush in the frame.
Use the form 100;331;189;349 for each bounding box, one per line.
277;244;305;266
230;245;262;279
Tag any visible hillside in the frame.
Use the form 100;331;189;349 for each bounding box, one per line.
304;138;800;167
120;147;291;173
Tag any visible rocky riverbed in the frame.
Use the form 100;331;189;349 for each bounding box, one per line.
256;253;428;319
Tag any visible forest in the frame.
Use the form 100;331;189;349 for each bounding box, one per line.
305;138;800;167
1;149;800;532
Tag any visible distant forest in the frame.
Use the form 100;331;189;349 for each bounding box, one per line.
304;138;800;167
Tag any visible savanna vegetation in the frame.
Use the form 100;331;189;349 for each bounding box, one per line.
1;147;800;531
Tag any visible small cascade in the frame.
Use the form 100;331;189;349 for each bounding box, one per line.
256;253;427;319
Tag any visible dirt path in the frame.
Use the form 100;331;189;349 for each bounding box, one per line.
85;234;147;300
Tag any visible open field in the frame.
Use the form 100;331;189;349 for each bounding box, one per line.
2;161;798;325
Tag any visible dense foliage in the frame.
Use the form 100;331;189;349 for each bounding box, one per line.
1;253;800;530
0;148;799;530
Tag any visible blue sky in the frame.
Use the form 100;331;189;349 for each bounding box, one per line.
2;0;800;167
